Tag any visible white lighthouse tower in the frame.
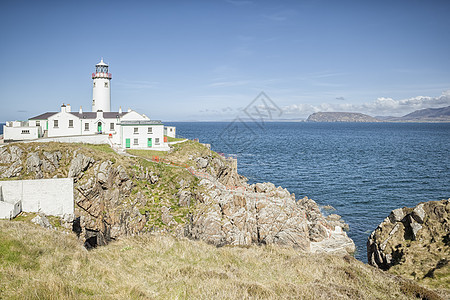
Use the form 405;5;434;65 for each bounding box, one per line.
92;58;112;112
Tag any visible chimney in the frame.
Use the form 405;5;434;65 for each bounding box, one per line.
128;108;132;112
61;103;66;113
66;104;71;112
79;106;83;114
118;106;122;114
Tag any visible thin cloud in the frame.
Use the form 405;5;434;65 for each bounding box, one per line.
225;0;253;6
116;80;159;90
263;9;297;21
336;97;345;101
282;90;450;117
208;80;250;88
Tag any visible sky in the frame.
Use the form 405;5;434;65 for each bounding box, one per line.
1;0;450;122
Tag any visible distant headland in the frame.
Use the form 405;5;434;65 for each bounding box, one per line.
306;105;450;123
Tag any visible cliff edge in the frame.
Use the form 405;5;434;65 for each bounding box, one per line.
0;141;355;256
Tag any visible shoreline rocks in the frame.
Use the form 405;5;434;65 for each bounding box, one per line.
367;199;449;280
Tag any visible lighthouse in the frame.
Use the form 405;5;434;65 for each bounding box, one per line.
92;58;112;112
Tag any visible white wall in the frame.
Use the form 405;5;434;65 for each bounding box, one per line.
3;125;40;141
164;126;176;138
0;178;74;216
32;134;110;145
48;111;83;137
92;78;111;112
120;124;167;150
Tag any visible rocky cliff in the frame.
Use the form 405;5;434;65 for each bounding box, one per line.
307;112;380;122
367;199;449;291
0;141;354;255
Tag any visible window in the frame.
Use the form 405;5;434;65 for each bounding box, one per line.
134;138;138;145
85;123;89;131
155;138;160;145
110;123;114;130
69;120;73;128
92;99;95;106
134;127;138;134
21;130;30;134
170;128;173;132
54;120;58;128
93;82;96;88
148;127;152;133
36;121;40;127
104;82;108;88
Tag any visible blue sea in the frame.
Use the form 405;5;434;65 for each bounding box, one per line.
166;121;450;262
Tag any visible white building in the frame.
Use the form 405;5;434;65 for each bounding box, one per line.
164;126;176;138
3;59;175;151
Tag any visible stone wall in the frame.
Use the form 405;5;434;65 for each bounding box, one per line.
0;178;74;217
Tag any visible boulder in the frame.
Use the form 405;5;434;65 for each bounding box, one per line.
196;157;209;169
367;199;450;278
26;152;43;179
31;214;53;229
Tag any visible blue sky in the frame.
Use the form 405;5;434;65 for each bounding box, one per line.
1;0;450;122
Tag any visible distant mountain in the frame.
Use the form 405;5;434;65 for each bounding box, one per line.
387;105;450;122
306;112;379;122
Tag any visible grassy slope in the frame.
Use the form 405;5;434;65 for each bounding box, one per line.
0;221;444;300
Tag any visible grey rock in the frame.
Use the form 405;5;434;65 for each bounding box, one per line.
187;179;355;254
0;147;12;164
10;146;23;162
196;157;209;169
26;152;43;178
367;199;449;271
161;206;175;226
178;190;192;207
117;165;129;182
43;151;61;170
68;153;94;178
31;214;53;229
409;216;423;240
389;208;405;223
411;203;425;223
1;161;23;178
97;161;111;184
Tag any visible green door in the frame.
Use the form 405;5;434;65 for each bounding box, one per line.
126;138;130;148
147;138;152;147
97;122;102;133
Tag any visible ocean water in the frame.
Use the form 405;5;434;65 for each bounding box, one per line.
166;121;450;262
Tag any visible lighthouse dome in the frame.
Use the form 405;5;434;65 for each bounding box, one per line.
96;58;108;66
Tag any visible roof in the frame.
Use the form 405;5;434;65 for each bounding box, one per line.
119;120;163;125
29;112;57;120
96;58;108;66
28;111;127;120
69;112;127;119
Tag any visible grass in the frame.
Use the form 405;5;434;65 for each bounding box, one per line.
165;135;185;142
0;220;446;299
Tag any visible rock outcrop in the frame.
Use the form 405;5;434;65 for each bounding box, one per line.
186;179;355;255
0;142;355;256
307;112;379;122
367;199;449;280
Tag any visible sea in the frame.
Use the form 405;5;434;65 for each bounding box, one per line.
166;121;450;262
1;121;449;262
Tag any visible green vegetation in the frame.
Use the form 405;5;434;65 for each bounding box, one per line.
165;135;185;142
1;220;445;299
